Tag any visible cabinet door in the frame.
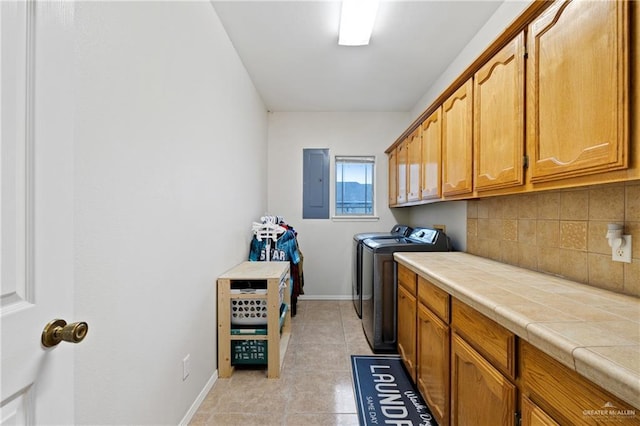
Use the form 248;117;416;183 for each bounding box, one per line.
520;341;640;425
421;108;442;200
396;140;408;204
452;298;516;380
397;284;417;381
418;275;449;323
451;333;516;426
442;79;473;197
388;150;397;206
417;303;450;426
407;128;422;202
527;0;629;182
521;396;559;426
474;32;525;191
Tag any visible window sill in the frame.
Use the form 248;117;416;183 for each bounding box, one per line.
331;216;380;222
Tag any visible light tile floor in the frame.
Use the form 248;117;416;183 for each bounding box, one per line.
189;300;374;426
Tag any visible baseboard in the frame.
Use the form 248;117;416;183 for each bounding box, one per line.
179;370;218;426
298;295;354;300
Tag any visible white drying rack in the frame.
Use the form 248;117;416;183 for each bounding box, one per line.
252;216;286;262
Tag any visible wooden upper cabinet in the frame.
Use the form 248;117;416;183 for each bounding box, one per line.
442;79;473;197
388;149;397;206
420;108;442;200
527;0;629;183
407;128;422;202
396;139;408;204
474;32;525;191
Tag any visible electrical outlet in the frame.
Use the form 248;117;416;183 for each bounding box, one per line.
183;354;191;380
612;235;632;263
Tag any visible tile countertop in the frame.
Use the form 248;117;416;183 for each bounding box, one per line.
394;251;640;409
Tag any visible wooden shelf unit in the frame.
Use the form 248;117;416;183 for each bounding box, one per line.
216;261;291;378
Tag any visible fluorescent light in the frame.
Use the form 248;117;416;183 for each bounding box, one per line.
338;0;379;46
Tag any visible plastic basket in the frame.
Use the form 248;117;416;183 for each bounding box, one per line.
231;340;267;365
231;298;269;325
230;280;286;325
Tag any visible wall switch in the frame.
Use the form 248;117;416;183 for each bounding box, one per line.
612;235;632;263
183;354;191;380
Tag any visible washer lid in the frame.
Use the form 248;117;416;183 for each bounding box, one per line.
362;237;406;249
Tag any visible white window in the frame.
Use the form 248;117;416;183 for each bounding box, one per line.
335;156;375;216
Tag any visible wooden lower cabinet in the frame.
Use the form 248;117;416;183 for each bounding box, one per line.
397;284;417;380
451;332;517;426
397;264;417;381
520;341;640;425
399;266;639;426
418;275;450;321
451;298;516;380
417;302;450;426
521;396;559;426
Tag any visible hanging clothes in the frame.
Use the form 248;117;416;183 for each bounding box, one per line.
248;217;304;316
249;228;299;263
289;239;304;316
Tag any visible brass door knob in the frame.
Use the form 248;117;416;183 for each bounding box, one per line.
41;319;89;348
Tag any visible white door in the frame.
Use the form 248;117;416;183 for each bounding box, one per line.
1;1;78;424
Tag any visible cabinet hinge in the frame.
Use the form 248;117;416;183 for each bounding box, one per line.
523;155;529;169
515;411;522;426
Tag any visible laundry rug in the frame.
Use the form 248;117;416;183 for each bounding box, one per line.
351;355;437;426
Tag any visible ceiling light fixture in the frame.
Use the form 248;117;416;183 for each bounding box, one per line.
338;0;379;46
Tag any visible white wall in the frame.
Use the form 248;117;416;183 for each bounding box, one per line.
410;0;534;119
406;202;468;252
73;2;267;424
267;112;410;298
405;0;534;249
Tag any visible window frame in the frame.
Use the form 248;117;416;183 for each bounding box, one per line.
332;155;378;221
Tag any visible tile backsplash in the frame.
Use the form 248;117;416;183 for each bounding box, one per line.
466;181;640;297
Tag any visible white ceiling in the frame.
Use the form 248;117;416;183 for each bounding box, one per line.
212;0;504;112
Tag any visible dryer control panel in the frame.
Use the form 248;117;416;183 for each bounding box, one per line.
408;227;440;244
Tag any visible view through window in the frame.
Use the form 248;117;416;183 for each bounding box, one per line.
335;156;375;216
